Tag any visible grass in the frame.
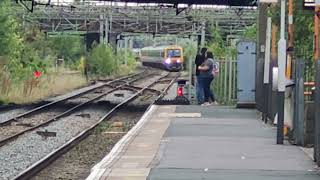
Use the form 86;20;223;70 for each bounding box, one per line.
88;63;137;81
0;61;138;105
0;71;87;104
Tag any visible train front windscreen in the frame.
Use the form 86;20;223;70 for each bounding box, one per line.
167;49;181;58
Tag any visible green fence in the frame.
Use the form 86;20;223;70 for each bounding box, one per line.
212;58;238;105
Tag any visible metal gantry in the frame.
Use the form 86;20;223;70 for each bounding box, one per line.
17;2;257;37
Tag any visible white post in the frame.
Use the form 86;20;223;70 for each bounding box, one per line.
188;56;193;101
264;17;272;84
278;0;286;92
129;38;133;49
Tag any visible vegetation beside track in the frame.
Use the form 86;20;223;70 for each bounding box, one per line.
0;0;137;104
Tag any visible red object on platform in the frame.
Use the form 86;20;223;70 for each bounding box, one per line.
33;71;42;78
177;86;183;97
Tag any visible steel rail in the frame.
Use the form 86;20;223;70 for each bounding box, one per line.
0;71;144;126
12;72;179;180
0;71;153;147
103;83;162;95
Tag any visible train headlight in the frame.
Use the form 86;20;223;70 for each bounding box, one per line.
165;58;171;64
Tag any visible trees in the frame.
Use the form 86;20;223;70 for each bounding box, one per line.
242;24;257;41
49;35;85;63
0;0;23;62
207;26;237;60
269;3;313;60
87;44;117;76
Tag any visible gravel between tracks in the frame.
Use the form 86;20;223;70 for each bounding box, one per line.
64;86;113;104
131;72;166;88
47;82;105;102
0;107;68;141
0;109;29;124
0;83;106;124
32;108;145;180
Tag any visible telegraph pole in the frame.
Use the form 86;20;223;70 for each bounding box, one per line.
277;0;286;145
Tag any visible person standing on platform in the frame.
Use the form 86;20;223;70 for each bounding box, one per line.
195;47;207;105
198;51;216;106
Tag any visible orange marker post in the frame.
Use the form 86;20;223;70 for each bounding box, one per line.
286;0;293;79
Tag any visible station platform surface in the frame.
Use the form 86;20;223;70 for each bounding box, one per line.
87;105;320;180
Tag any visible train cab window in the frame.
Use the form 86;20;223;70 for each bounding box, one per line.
160;51;165;58
167;49;181;58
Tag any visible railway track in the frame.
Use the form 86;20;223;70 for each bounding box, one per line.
0;72;143;126
0;71;164;147
0;70;178;180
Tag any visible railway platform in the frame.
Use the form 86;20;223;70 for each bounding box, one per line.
87;105;320;180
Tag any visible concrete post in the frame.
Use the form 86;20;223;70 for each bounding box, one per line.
124;37;128;66
263;17;272;123
99;14;104;44
200;21;205;48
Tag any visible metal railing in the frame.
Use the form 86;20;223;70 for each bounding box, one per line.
212;58;237;105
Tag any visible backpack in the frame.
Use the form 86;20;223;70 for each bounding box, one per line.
210;59;219;77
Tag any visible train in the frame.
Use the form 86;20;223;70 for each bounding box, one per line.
139;45;184;71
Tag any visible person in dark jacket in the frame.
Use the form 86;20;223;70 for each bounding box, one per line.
195;47;207;104
198;51;216;106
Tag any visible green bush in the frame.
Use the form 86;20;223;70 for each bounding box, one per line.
116;49;137;70
87;44;116;76
49;35;85;63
